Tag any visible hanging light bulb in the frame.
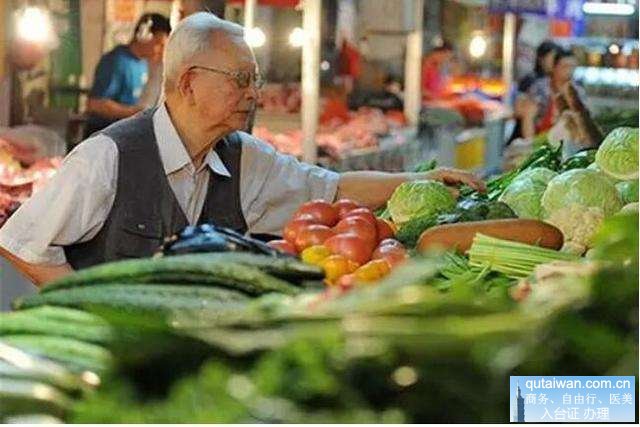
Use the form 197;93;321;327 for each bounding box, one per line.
469;34;488;59
15;6;53;44
244;27;266;48
288;27;305;48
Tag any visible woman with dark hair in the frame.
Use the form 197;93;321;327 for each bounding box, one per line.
523;47;602;153
518;41;559;93
509;41;559;142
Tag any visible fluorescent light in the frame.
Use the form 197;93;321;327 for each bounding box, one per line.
288;27;305;48
244;27;266;48
469;34;487;59
582;2;635;16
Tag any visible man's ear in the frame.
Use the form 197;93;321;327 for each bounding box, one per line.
177;69;196;104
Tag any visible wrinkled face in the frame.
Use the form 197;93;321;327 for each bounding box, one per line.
180;33;259;134
553;56;577;84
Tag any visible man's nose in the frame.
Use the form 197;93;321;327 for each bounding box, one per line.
245;84;259;101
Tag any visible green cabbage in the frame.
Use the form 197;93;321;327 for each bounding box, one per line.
498;167;557;219
595;127;639;180
618;202;638;215
388;180;456;225
541;169;623;218
587;162;620;185
615;180;639;204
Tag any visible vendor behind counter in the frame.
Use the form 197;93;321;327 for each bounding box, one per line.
347;61;403;113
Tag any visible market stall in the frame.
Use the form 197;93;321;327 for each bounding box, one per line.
0;123;637;423
0;1;638;422
227;0;429;171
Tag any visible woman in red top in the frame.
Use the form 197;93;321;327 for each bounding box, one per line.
421;42;454;100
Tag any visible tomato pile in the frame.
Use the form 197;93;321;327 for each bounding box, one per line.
268;199;408;290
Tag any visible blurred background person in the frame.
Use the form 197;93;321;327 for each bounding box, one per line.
84;13;171;137
421;41;454;101
509;40;559;142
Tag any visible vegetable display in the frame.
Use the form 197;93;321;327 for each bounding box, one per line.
387;180;456;225
595;127;639;180
498;167;557;219
1;124;637;423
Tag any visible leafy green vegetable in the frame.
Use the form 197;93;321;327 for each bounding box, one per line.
541;169;623;253
387;180;455;225
615;180;639;204
472;142;563;202
561;149;597;172
498;167;557;219
395;199;516;248
395;213;439;247
413;159;438;173
542;169;623;218
595;127;639;180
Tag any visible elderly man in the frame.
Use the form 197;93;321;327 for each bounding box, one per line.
0;13;483;287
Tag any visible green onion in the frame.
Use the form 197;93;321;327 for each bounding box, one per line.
468;234;578;279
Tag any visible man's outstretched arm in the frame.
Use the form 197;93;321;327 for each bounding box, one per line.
337;168;486;209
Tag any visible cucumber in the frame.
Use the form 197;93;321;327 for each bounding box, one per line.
41;256;303;296
13;284;251;319
0;342;94;392
0;307;113;344
0;379;71;418
0;336;112;374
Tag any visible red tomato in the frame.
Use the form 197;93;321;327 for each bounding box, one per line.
324;233;373;265
376;218;395;241
283;218;316;244
267;239;298;255
372;244;408;267
294;224;334;252
378;238;404;249
294;200;339;226
343;207;377;227
333;199;361;219
333;216;377;248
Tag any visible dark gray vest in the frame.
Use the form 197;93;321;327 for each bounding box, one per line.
64;109;247;269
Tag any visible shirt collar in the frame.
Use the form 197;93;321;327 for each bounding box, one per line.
152;103;232;177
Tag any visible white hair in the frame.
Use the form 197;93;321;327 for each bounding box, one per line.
163;12;244;91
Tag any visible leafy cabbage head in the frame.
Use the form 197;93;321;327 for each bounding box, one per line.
388;180;456;224
499;167;557;219
541;169;623;218
615;180;639;205
595;127;639;180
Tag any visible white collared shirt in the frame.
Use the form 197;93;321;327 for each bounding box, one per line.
0;104;339;265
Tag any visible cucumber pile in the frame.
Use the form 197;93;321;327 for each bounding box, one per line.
1;252;323;422
1;216;637;423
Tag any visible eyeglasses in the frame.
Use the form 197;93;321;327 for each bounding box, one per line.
188;65;265;89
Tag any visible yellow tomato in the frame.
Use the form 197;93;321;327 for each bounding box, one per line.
354;259;391;283
300;245;331;266
322;254;359;283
